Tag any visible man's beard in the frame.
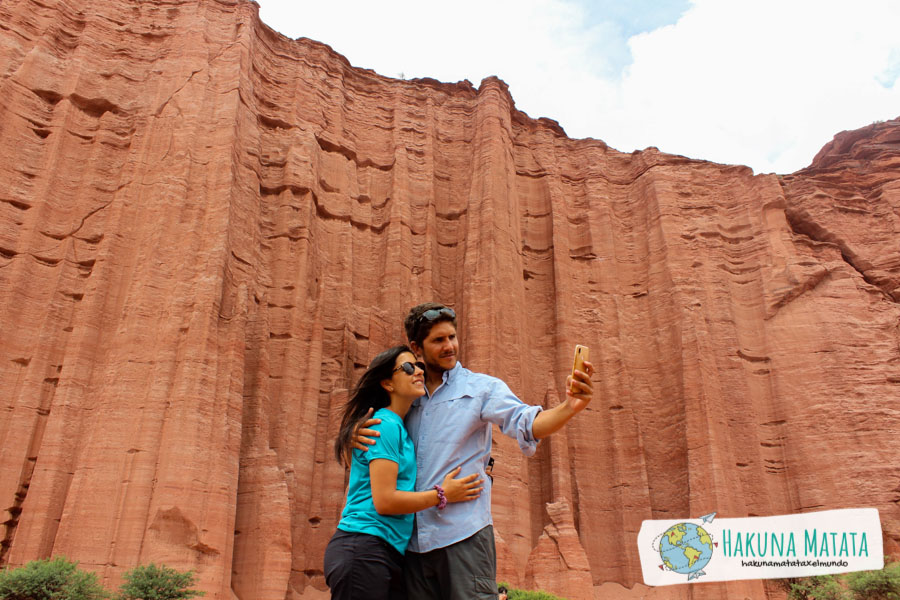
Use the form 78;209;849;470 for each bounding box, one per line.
424;353;455;374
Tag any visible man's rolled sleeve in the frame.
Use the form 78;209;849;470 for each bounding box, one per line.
480;379;543;456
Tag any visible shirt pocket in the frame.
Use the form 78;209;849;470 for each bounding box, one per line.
430;393;481;443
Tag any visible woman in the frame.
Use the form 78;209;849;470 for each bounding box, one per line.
324;345;483;600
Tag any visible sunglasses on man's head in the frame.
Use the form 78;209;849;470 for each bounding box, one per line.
418;307;456;324
393;361;426;375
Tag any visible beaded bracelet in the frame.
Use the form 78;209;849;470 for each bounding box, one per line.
433;484;447;510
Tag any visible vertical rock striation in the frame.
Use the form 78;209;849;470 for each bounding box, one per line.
0;1;897;598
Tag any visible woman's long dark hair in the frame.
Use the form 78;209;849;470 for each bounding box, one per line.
334;345;411;466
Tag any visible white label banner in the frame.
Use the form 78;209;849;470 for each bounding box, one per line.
637;508;883;586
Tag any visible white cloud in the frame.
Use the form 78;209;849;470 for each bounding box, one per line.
254;0;900;174
586;0;900;172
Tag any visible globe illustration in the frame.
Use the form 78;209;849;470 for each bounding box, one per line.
658;523;714;575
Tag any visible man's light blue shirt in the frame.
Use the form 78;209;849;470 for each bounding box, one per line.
402;362;543;553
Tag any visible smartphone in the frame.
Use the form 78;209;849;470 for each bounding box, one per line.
572;345;589;380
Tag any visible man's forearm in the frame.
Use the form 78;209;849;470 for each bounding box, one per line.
531;400;577;439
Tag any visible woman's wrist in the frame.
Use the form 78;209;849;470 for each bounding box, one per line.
433;484;447;510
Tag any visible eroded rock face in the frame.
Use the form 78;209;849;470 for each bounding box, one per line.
0;1;897;599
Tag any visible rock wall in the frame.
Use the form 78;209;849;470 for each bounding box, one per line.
0;0;898;598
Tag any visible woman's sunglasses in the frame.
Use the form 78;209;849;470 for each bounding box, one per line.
393;361;426;375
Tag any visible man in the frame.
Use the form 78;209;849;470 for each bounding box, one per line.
357;302;594;600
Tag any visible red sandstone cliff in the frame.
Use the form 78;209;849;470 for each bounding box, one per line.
0;1;898;598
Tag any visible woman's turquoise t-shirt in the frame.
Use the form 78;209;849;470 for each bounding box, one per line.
337;407;416;554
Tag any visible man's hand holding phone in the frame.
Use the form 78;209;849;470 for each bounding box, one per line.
566;345;594;413
532;344;595;439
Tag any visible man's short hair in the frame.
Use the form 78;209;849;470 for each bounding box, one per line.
404;302;457;346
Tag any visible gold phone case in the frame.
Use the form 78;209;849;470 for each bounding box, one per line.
572;345;589;377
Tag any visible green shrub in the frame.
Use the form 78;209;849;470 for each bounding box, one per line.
0;556;109;600
846;562;900;600
116;563;204;600
498;581;568;600
780;563;900;600
786;574;850;600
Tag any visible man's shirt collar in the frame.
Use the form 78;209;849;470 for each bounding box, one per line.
418;362;462;402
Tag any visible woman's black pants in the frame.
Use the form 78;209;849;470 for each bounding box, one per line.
324;529;407;600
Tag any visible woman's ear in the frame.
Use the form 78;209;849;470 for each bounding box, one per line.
381;378;394;393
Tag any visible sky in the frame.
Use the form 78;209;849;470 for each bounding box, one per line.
254;0;900;175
